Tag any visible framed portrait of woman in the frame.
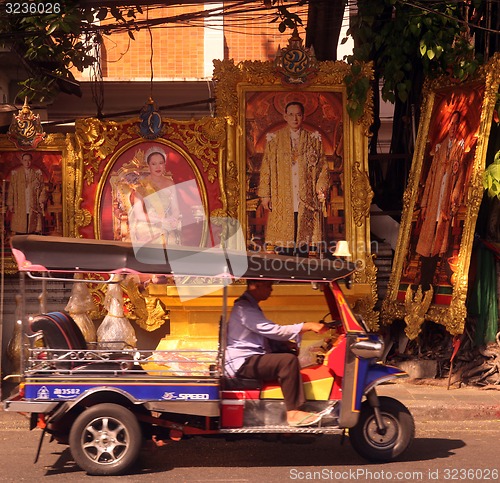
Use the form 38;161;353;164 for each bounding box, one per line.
213;45;378;327
98;141;209;247
0;134;69;273
73;116;229;249
381;54;500;339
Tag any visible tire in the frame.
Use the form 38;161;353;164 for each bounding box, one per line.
69;403;142;476
349;396;415;462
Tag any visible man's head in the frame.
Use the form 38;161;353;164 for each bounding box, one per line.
283;102;305;132
449;111;461;139
20;153;33;169
247;279;274;302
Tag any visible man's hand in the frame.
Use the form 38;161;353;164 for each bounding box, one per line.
261;197;272;211
301;322;328;334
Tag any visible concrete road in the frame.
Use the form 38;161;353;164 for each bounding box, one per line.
0;412;499;482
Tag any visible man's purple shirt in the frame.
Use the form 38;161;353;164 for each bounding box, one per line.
224;291;304;377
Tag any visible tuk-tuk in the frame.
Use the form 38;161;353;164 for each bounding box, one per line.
4;235;414;476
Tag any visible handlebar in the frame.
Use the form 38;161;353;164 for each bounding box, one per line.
319;313;368;334
320;319;343;332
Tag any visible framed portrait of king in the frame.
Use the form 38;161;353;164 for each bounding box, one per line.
381;54;500;338
243;90;344;256
213;37;378;327
0;133;70;273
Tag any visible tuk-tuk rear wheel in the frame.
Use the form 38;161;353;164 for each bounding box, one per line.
69;403;142;476
349;396;414;462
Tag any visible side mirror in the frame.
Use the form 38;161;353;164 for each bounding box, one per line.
351;337;384;359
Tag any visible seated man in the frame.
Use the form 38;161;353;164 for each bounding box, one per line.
224;279;327;427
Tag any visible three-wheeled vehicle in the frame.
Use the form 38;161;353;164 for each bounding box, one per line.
4;235;414;475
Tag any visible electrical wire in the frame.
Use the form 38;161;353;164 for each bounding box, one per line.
147;6;154;98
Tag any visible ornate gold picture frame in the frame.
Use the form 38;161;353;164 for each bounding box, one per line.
0;133;72;273
382;54;500;338
69;115;229;331
214;56;378;328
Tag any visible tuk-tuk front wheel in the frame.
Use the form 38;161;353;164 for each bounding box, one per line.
349;396;414;462
69;403;142;476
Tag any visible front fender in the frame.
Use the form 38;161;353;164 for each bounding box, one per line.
339;360;407;428
363;363;408;395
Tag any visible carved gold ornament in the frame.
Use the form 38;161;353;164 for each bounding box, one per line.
74;208;92;230
122;276;170;332
75;118;137;185
351;162;374;227
403;285;434;340
7;98;45;149
274;28;319;85
164;118;226;184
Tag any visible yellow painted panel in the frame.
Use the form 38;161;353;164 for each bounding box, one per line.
303;378;332;400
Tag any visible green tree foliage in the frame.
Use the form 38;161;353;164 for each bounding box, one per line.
484;150;500;200
0;1;143;102
346;0;481;105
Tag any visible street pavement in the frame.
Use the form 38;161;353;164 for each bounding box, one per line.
378;379;500;421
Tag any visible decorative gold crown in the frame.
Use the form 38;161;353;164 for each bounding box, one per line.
144;146;167;165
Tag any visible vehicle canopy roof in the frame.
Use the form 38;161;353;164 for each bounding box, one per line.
11;235;356;283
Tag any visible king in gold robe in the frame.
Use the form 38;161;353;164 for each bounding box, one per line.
258;126;329;248
416;133;466;259
7;162;46;234
415;110;466;290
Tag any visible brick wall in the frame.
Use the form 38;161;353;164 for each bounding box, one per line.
223;11;297;63
76;4;309;81
101;5;206;80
